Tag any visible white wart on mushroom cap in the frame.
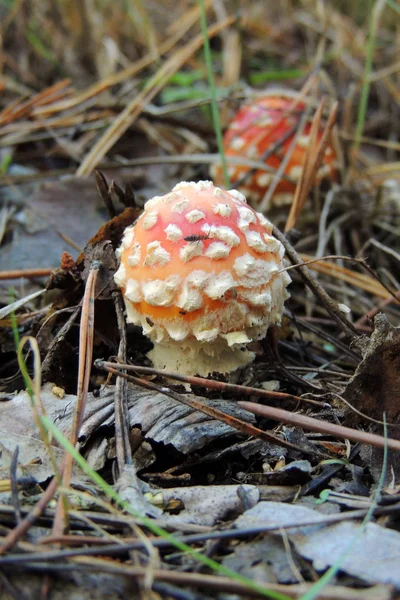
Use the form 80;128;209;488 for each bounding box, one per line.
114;180;291;376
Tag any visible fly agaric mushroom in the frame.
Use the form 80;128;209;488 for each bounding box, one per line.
114;181;291;376
210;90;340;208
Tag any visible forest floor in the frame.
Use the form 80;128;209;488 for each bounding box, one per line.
0;2;400;599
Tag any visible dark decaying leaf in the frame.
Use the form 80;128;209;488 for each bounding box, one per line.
345;314;400;425
344;314;400;481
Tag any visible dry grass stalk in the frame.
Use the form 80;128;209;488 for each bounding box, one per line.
285;100;338;232
76;15;235;176
31;7;208;119
52;262;100;536
300;253;393;299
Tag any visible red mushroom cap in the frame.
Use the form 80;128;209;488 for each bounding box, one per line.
114;181;291;376
210;90;340;208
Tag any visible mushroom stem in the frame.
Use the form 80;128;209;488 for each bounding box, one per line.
148;337;255;377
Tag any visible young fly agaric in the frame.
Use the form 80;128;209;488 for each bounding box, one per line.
114;181;291;376
210;90;340;208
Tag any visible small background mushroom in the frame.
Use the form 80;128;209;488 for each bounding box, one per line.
210;90;341;208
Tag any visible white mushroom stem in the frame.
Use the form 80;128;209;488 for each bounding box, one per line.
148;337;255;377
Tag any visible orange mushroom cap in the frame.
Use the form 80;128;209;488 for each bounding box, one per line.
114;181;291;376
210;91;340;208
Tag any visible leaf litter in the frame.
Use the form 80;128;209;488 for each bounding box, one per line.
0;2;400;599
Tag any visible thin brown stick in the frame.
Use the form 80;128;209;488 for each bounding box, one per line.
112;291;132;472
285;98;325;232
285;101;339;232
285;101;338;232
96;359;328;408
304;101;338;195
52;262;100;536
0;268;53;280
101;366;330;458
273;226;360;341
4;503;400;562
75;264;99;436
0;460;65;555
259;109;310;213
238;401;400;452
0;80;71;125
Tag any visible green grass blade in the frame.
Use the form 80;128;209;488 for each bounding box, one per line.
249;69;305;85
199;0;230;188
353;0;386;155
385;0;400;15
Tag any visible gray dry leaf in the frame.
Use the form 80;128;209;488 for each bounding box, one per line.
0;178;107;271
0;153;176;274
223;536;306;585
0;382;256;484
125;388;256;454
156;484;260;526
0;386;77;484
235;501;400;588
0;430;64;485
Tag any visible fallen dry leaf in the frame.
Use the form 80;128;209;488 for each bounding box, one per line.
345;314;400;425
235;501;400;588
